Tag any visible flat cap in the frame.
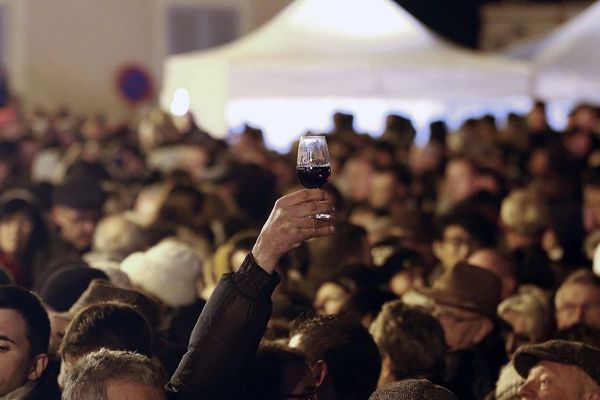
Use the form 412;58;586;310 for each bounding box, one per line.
369;379;457;400
514;340;600;386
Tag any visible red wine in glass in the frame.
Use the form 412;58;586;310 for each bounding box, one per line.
297;165;331;189
296;135;333;220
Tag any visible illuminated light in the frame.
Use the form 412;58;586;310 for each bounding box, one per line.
169;88;190;117
226;96;532;152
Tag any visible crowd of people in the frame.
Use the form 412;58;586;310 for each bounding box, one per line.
0;97;600;400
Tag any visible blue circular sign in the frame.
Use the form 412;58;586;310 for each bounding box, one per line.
116;64;154;104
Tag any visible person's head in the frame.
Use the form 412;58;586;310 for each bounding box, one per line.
442;156;481;205
555;269;600;330
369;379;457;400
369;300;447;385
120;239;202;308
61;349;166;400
242;344;317;400
569;103;599;134
468;248;518;299
556;324;600;349
0;285;50;396
0;141;19;184
433;207;497;271
417;261;501;350
527;101;549;132
313;265;377;316
51;178;107;250
157;183;206;230
500;188;550;248
368;165;411;210
339;288;397;328
39;263;108;312
307;222;372;292
91;214;148;261
376;247;426;297
0;191;47;258
289;315;381;400
58;302;153;387
583;168;600;234
514;340;600;400
212;230;259;281
498;285;552;357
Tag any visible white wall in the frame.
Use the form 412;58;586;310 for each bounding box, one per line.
21;0;159;120
0;0;289;121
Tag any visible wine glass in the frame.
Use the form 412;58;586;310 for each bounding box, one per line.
296;135;332;220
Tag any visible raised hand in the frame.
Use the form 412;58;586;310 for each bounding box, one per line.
252;189;335;274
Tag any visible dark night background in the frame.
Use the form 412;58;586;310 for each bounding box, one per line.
393;0;583;49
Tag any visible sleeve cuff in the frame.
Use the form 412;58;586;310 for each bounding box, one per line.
232;253;281;300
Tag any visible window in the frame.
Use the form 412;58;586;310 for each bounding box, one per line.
167;6;240;55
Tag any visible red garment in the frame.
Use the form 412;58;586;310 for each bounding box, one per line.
0;252;29;287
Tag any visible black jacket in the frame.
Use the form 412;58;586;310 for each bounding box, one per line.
166;254;280;400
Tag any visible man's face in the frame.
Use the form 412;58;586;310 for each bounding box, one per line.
433;225;474;270
0;309;34;396
369;172;396;209
432;303;490;350
444;160;478;204
518;361;585;400
52;205;100;250
555;282;600;330
106;380;165;400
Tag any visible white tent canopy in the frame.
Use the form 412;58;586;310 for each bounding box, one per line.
503;2;600;128
161;0;532;149
531;1;600;103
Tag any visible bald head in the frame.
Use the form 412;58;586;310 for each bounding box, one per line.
468;248;517;299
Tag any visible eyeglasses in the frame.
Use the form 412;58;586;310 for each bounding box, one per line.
556;301;600;315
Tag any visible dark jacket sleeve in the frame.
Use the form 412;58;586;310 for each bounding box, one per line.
166;253;280;400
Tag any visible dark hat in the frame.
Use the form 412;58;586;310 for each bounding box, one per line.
369;379;457;400
52;178;107;210
513;340;600;386
39;263;108;312
62;279;160;327
416;261;501;318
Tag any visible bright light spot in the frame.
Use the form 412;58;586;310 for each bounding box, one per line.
226;96;534;153
546;100;575;131
169;89;190;117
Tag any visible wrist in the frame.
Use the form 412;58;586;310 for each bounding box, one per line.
251;249;278;274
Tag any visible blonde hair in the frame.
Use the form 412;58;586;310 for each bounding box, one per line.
500;189;550;236
498;285;551;342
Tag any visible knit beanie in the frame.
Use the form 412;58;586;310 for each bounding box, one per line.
120;239;201;308
39;263;109;312
369;379;457;400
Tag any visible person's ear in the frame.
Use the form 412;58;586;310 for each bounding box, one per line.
311;360;328;387
28;354;48;381
584;393;600;400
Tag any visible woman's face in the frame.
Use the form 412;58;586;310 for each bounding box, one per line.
0;212;33;256
313;282;350;315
